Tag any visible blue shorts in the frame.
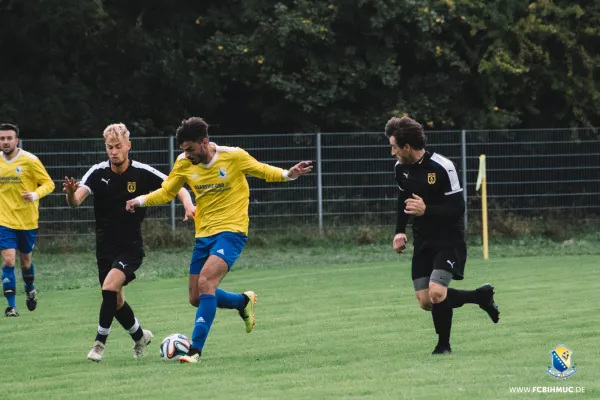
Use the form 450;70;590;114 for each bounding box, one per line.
189;232;248;274
0;226;37;254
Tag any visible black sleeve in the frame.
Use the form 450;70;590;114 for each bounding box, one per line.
394;163;410;234
424;191;465;218
396;194;410;234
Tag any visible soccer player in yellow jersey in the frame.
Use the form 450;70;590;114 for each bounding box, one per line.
125;117;312;363
0;123;55;317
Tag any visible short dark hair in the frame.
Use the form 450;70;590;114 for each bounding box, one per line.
384;117;426;150
0;123;19;137
176;117;209;145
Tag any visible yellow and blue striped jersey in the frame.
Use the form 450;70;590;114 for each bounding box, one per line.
141;143;291;237
0;149;55;230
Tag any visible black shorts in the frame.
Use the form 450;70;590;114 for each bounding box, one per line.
412;241;467;282
97;250;144;286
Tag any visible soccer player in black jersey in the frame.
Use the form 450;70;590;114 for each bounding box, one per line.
63;123;195;361
386;116;500;355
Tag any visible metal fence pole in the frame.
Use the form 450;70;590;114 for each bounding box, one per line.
461;129;468;229
316;133;323;234
169;135;175;232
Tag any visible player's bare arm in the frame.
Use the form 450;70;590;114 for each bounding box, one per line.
63;176;89;207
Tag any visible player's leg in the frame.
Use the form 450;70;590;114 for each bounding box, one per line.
210;232;254;332
180;254;228;363
428;244;484;354
109;255;152;359
87;262;111;361
0;226;18;316
429;244;463;354
1;249;18;316
434;244;499;322
186;233;250;311
429;278;452;354
17;229;37;311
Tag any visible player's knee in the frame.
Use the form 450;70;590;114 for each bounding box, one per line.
197;276;215;294
2;254;15;267
429;289;446;304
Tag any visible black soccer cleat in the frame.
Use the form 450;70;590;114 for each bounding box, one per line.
26;289;38;311
432;345;452;355
477;283;500;323
5;306;19;317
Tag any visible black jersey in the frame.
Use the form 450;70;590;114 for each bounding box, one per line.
394;151;465;243
80;159;166;259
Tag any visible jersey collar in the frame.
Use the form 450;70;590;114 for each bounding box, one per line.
201;142;219;168
416;150;431;165
1;148;22;163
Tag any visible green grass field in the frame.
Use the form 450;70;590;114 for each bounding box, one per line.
1;249;598;399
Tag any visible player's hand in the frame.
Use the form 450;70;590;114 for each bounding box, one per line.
63;176;79;195
287;161;313;179
405;194;426;216
125;199;140;213
183;205;196;222
393;233;408;253
21;191;37;203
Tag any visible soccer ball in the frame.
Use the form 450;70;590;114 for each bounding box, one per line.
159;333;191;360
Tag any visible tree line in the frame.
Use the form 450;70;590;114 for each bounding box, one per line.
1;0;598;138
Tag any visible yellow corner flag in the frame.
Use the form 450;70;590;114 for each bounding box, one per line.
476;155;489;260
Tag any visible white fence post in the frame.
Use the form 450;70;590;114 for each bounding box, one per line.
316;133;323;234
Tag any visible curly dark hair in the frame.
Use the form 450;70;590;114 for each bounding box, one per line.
176;117;209;145
384;117;426;149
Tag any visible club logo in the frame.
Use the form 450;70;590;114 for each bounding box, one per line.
547;345;577;379
127;181;137;193
427;173;436;184
218;167;227;179
16;166;23;174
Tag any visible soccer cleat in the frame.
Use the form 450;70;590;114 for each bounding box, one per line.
478;283;500;323
26;289;38;311
179;351;201;364
239;290;257;333
4;307;19;317
133;329;153;359
432;345;452;355
87;340;105;362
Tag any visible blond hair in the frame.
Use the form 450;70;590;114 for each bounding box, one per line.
103;123;130;141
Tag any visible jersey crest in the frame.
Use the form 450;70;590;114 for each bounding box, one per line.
427;173;436;184
127;181;137;193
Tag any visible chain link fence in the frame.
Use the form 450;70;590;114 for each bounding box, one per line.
19;128;600;236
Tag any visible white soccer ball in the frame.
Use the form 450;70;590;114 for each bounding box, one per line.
159;333;191;360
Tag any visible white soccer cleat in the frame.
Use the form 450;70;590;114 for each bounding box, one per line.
133;329;153;359
87;341;105;362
